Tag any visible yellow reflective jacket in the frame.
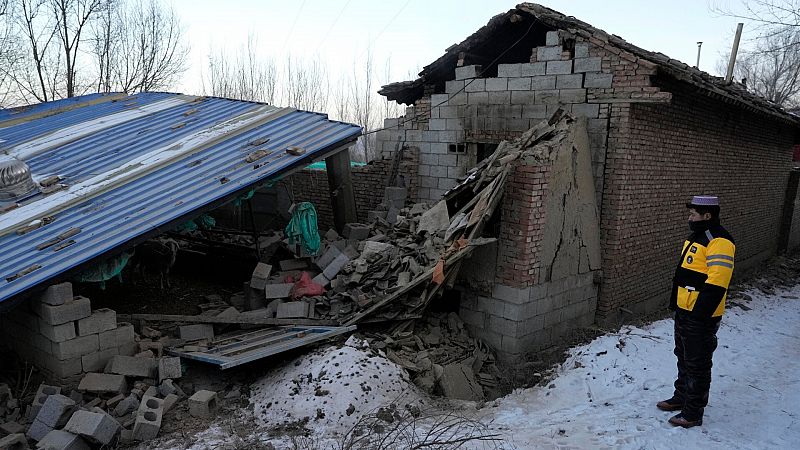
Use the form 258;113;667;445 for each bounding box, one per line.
670;223;736;318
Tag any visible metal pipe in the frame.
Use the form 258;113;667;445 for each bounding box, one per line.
696;42;703;68
725;23;744;83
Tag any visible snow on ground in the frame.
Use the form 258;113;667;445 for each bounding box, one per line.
480;285;800;450
156;284;800;450
249;336;428;441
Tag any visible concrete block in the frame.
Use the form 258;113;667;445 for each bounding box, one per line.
311;273;330;287
37;297;91;326
36;283;73;306
27;419;52;442
38;321;76;343
133;396;163;441
556;74;583;89
545;31;560;46
449;92;468;105
575;42;590;58
497;64;521;77
63;410;120;446
508;77;531;91
34;394;76;428
430;93;449;106
263;283;294;300
584;72;613;88
468;92;489;104
76;309;115;336
36;430;89;450
572;103;600;118
158;379;185;398
535;90;561;104
113;395;139;417
574;57;602;73
162;394;179;413
322;253;350;280
445;79;465;93
519;62;546;76
560;88;587;103
510;91;536;104
276;302;309;319
488;91;511;104
50;335;99;360
144;386;158;398
157;357;182;381
342;223;370;240
43;356;83;378
522;104;548;119
0;433;28;449
537;45;562;61
546;60;572;75
429;118;447;130
250;263;272;290
30;384;62;420
104;356;157;378
179;324;214;342
485;77;508;91
455;65;481;80
77;373;126;395
188;390;218;419
464;78;485;92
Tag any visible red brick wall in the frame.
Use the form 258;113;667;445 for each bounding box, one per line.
598;82;797;321
282;147;419;230
496;162;550;287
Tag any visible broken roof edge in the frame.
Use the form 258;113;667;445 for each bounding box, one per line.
379;3;800;125
0;135;360;313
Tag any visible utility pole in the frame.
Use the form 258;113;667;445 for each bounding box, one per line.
696;42;703;68
725;23;744;83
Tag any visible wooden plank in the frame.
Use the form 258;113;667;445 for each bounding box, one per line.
116;313;336;327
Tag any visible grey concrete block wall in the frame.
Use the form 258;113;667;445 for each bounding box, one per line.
460;271;599;360
375;33;612;206
0;284;133;381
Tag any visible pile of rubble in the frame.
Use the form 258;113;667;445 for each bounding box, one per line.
120;111;575;401
0;357;222;449
364;311;499;401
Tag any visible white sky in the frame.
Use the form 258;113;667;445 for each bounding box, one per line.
171;0;747;96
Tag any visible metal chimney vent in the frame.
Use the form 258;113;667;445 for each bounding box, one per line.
0;155;37;200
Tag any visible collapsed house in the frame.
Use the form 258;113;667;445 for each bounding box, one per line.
282;3;800;360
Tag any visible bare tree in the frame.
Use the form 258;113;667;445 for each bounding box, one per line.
282;55;329;112
712;1;800;107
718;28;800;107
90;0;188;94
5;0;62;103
712;1;800;37
52;0;105;98
0;0;15;105
203;34;276;103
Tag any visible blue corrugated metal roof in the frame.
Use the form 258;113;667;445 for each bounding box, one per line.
0;92;362;305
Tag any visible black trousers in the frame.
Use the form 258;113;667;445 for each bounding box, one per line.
672;311;720;420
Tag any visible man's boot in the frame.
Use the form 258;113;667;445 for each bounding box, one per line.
656;398;683;411
668;413;703;428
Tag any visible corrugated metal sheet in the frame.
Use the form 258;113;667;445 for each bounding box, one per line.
0;92;362;306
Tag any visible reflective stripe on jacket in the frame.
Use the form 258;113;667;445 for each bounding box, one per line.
671;225;736;318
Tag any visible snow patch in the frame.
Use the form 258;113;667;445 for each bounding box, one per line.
250;340;428;439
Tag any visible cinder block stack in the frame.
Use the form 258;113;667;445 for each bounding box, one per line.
0;282;136;381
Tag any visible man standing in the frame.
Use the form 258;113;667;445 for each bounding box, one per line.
658;195;735;428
